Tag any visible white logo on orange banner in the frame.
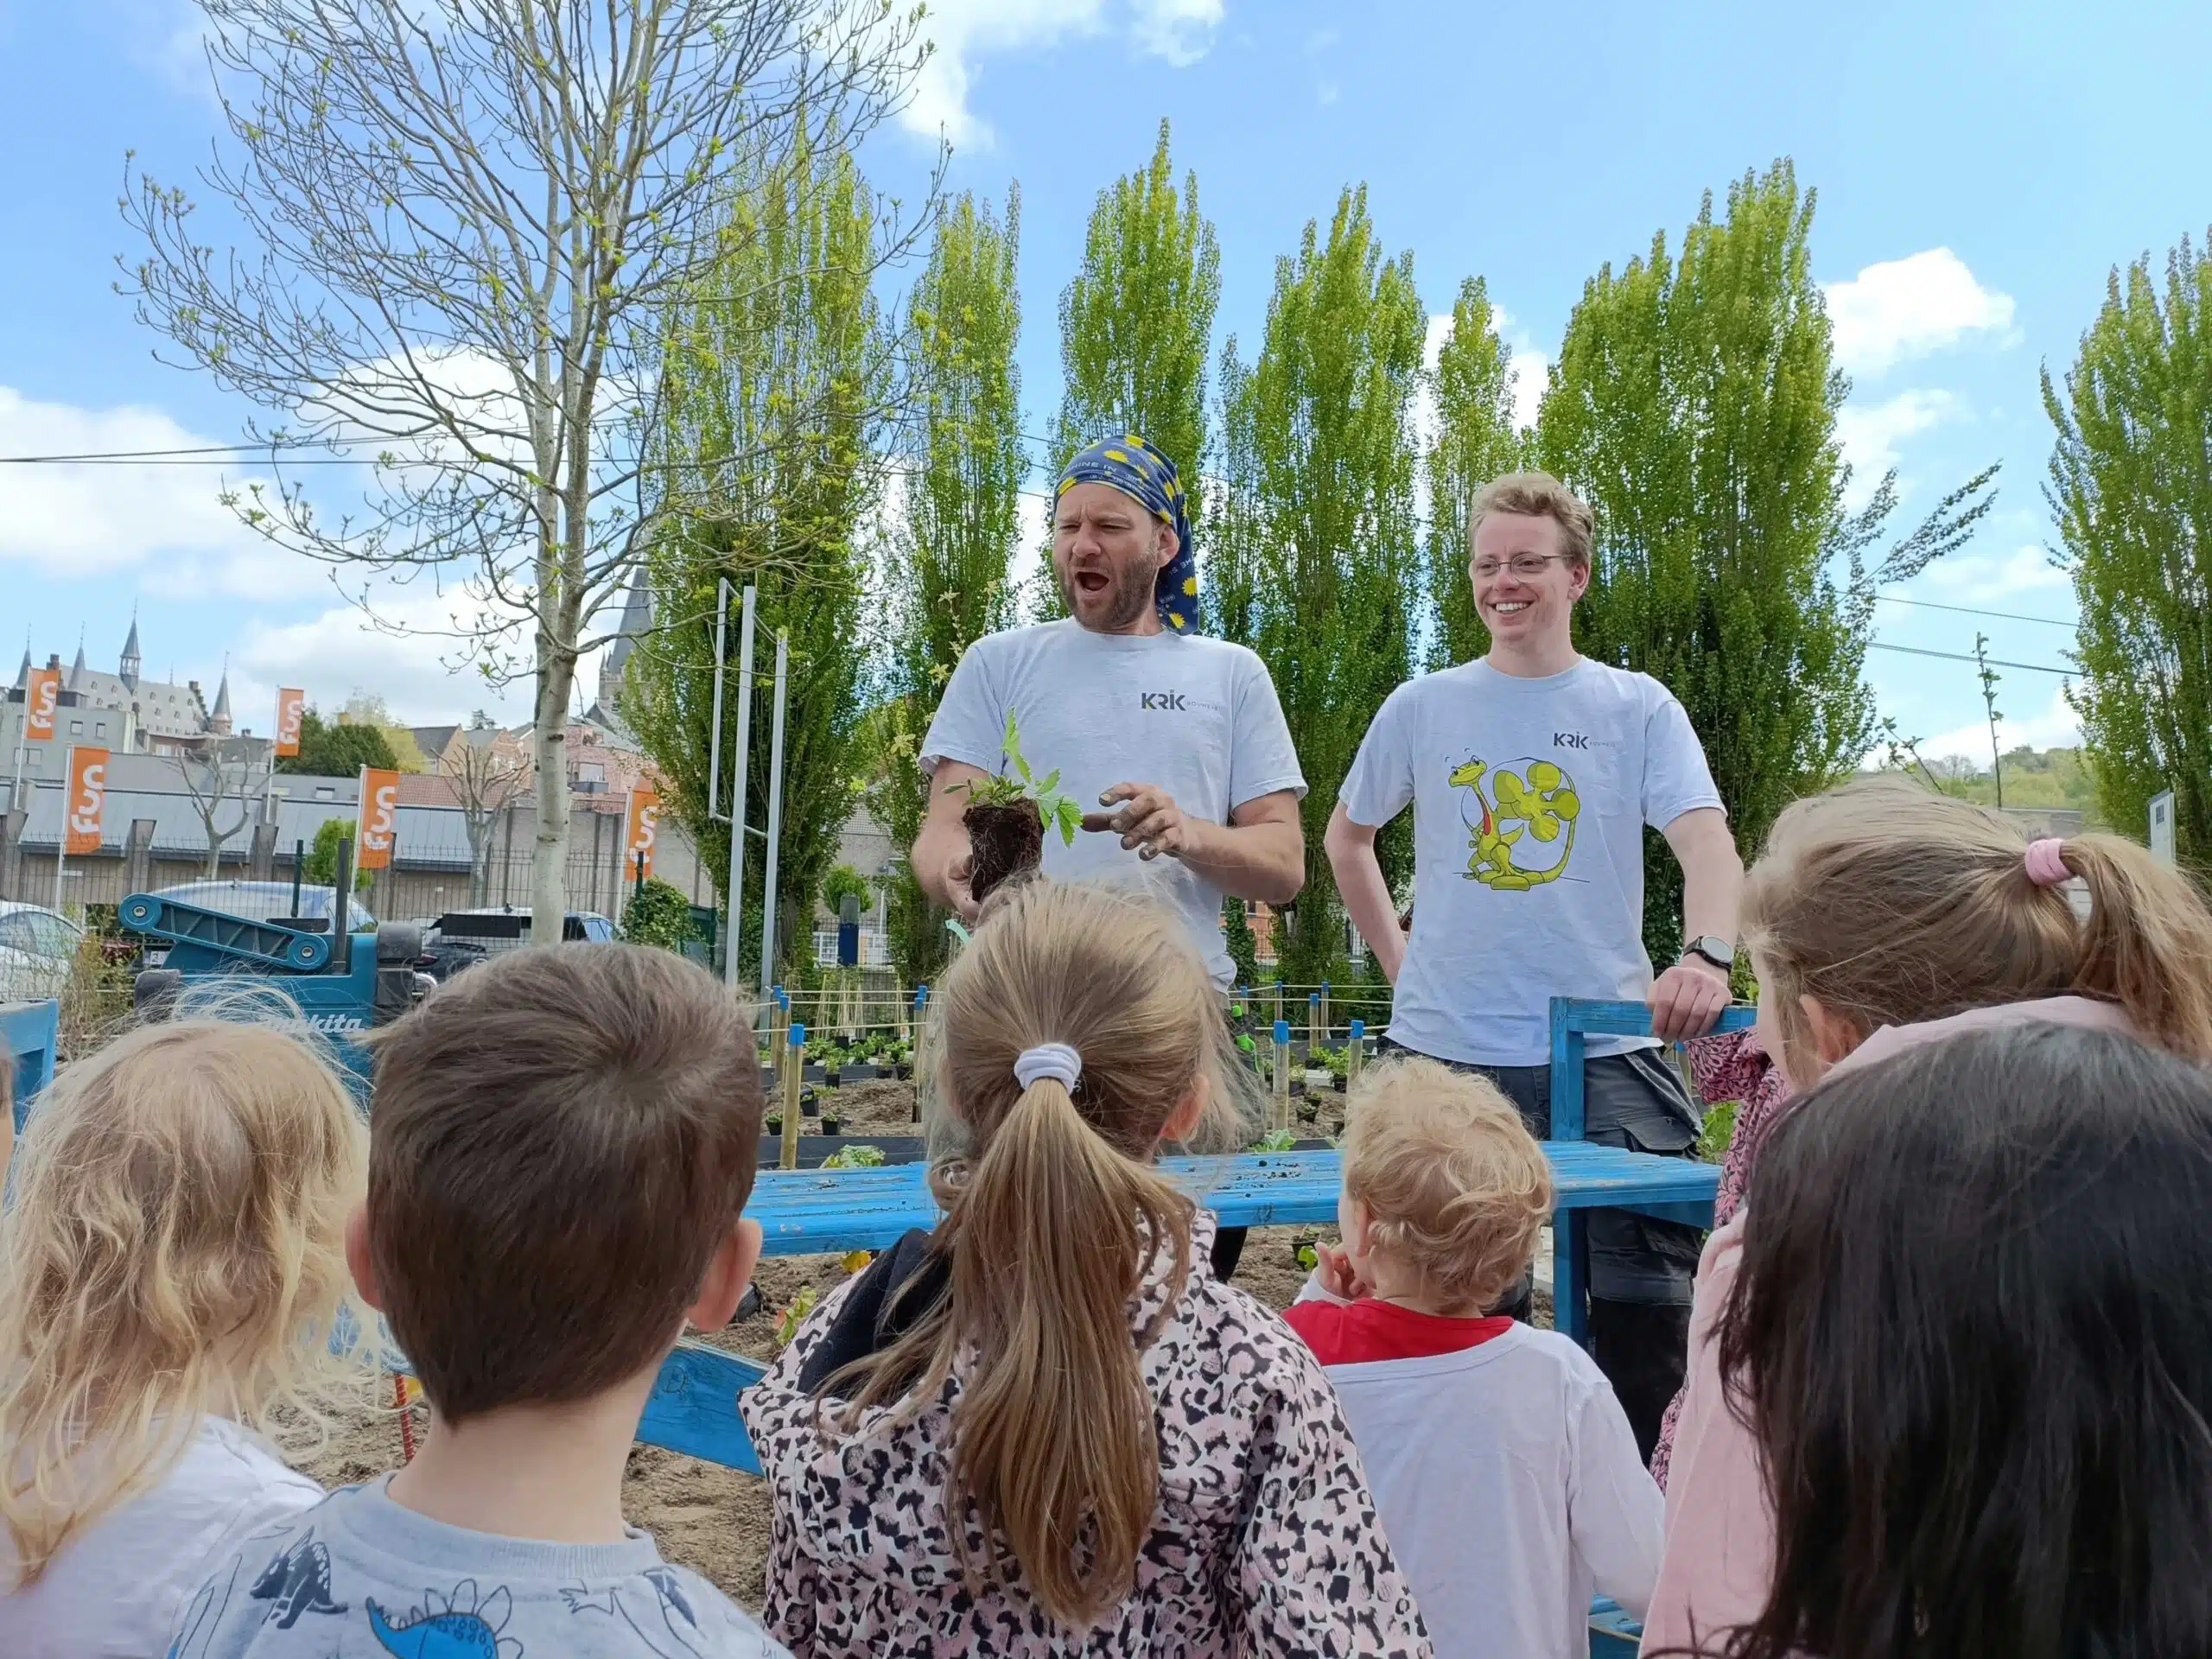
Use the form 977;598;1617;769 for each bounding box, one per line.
624;788;661;881
357;767;400;871
65;747;109;855
25;666;61;741
276;689;306;758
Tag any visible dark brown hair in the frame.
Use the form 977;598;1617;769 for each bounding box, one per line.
365;944;762;1421
1702;1025;2212;1659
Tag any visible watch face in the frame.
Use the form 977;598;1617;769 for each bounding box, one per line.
1690;937;1732;966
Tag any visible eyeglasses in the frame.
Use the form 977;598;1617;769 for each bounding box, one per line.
1471;553;1575;581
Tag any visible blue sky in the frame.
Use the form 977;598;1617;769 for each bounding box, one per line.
3;0;2208;761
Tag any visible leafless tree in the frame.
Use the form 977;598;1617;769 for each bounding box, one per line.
169;739;273;878
442;712;532;904
123;0;934;941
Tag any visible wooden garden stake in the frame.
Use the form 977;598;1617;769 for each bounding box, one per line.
781;1021;805;1170
1346;1018;1365;1092
1272;1018;1292;1135
1308;991;1322;1057
1320;980;1332;1042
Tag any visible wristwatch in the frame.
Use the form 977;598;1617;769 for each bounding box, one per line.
1683;935;1734;972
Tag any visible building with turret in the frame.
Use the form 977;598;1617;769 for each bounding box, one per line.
5;621;238;788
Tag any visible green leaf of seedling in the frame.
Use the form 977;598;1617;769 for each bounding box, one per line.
1055;798;1082;845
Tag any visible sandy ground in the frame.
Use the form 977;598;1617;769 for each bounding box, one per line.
296;1073;1562;1615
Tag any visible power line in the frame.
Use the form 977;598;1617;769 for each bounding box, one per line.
1875;593;2074;629
1867;640;2075;677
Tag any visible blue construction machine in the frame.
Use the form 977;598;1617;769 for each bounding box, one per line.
119;842;429;1088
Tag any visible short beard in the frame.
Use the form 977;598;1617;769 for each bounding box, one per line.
1059;558;1156;632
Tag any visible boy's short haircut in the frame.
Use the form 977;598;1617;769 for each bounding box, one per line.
1467;471;1596;572
365;944;763;1421
1342;1056;1554;1314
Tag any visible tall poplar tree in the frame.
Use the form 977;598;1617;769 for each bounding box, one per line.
625;130;896;981
1535;161;1998;960
1039;119;1220;616
2044;232;2212;864
868;187;1027;984
1214;185;1426;982
1425;277;1524;668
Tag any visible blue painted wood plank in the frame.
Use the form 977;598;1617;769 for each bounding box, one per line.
2;1000;60;1129
1588;1598;1643;1657
637;1342;767;1473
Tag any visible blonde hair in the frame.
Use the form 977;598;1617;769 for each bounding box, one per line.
1745;777;2212;1078
1342;1057;1554;1314
0;1012;371;1584
835;880;1256;1627
1468;470;1595;570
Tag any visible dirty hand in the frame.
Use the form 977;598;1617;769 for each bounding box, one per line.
1081;783;1192;861
1649;957;1731;1043
1313;1242;1371;1302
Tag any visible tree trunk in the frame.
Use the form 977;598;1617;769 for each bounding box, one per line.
531;661;573;944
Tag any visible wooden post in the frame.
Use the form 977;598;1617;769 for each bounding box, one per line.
909;986;929;1124
781;1020;805;1170
1320;980;1332;1043
1272;978;1283;1030
1346;1018;1365;1093
1308;991;1322;1058
1272;1018;1292;1135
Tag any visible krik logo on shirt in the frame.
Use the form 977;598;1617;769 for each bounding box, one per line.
1140;691;1188;711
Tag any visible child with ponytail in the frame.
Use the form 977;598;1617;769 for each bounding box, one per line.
1643;777;2212;1654
742;880;1430;1656
0;1014;371;1656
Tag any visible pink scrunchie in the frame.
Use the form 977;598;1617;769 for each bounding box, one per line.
2024;838;2070;887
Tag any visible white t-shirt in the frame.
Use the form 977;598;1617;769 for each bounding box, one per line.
922;620;1306;987
0;1415;323;1657
1339;657;1724;1065
1294;1300;1663;1659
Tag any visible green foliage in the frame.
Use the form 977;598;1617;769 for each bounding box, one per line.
1534;162;1999;961
1223;896;1261;990
276;708;399;778
1251;1128;1299;1153
867;186;1027;987
621;876;700;950
625;127;890;986
2044;232;2212;863
820;1141;887;1169
301;817;374;892
1215;185;1426;982
1695;1098;1739;1165
1042;119;1221;616
1425;276;1527;668
947;712;1084;844
1864;743;2107;824
821;864;870;918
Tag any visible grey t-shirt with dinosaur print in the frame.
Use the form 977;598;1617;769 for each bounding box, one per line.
167;1478;787;1659
1340;657;1722;1067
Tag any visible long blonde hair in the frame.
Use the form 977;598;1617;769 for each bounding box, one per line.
0;1011;370;1583
836;880;1254;1627
1745;777;2212;1077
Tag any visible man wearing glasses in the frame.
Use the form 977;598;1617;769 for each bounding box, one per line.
1325;470;1743;1460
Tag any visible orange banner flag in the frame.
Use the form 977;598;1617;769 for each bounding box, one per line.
624;788;661;882
357;767;400;872
24;666;60;741
64;747;108;855
275;688;306;758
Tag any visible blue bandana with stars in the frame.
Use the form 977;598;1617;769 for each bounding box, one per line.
1055;433;1198;634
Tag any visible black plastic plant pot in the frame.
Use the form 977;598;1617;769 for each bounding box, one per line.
825;1067;842;1088
765;1115;782;1137
895;1061;912;1080
822;1116;841;1136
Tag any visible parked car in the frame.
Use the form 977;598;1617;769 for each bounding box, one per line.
414;907;618;982
0;900;85;1003
151;880;377;936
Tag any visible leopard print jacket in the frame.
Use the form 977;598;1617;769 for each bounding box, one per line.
740;1213;1433;1656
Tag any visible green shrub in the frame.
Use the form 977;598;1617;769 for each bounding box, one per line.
622;877;701;950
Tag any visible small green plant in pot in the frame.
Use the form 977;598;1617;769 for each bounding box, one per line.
955;711;1084;906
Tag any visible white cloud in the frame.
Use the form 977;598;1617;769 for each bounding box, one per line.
0;385;329;600
1824;249;2017;378
1919;543;2069;601
1918;683;2082;766
1306;26;1340;104
903;0;1224;147
1415;307;1549;448
1834;388;1957;509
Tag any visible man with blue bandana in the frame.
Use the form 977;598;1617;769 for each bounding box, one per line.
914;433;1306;989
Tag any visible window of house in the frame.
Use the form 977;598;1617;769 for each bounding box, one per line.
314;786;335;802
94;721;106;737
69;720;83;735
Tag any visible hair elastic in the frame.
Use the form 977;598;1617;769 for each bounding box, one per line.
1013;1043;1083;1092
2024;838;2070;888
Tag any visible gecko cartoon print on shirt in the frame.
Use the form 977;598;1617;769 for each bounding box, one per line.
250;1535;348;1629
367;1580;523;1659
559;1567;708;1657
1448;757;1582;891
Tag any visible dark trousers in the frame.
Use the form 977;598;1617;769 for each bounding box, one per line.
1378;1039;1703;1462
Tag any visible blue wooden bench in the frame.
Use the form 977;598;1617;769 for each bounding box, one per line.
2;998;60;1132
